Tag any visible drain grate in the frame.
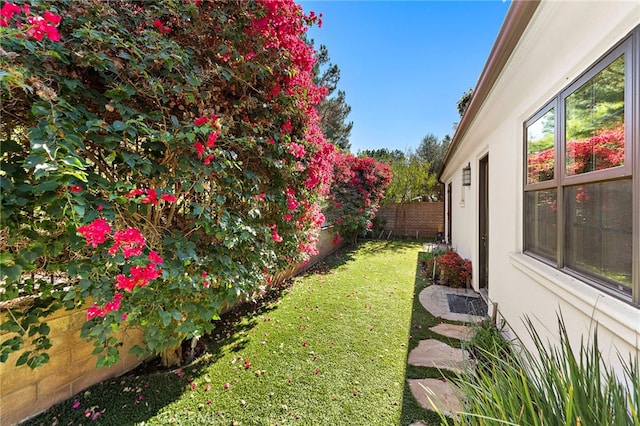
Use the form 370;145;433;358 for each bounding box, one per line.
446;294;487;316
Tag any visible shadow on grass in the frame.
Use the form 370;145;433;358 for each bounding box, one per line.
400;250;458;426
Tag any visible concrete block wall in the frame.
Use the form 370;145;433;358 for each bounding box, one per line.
376;202;444;239
0;303;146;425
0;229;341;425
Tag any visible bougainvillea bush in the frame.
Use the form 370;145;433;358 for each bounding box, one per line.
324;154;391;244
0;0;388;368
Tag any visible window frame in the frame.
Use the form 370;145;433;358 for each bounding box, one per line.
523;28;639;306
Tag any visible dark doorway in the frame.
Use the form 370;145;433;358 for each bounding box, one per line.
479;155;489;289
447;182;452;244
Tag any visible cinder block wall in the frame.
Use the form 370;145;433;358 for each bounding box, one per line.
0;304;145;425
0;229;341;425
376;202;444;239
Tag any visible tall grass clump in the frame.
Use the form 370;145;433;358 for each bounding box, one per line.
446;316;639;426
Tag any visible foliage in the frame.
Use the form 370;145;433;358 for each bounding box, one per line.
416;133;450;180
313;44;353;151
24;241;424;425
0;0;386;368
317;89;353;151
448;316;640;426
456;88;473;118
425;251;471;288
384;150;436;204
358;148;405;164
324;154;391;243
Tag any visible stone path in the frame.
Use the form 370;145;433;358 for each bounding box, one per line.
407;284;488;422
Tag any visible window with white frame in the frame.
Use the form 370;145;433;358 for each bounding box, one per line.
523;27;638;305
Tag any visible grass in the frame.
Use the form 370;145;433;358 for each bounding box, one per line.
25;240;451;426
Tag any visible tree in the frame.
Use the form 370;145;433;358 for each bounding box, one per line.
313;45;353;151
357;148;405;164
316;90;353;151
457;88;474;118
416;133;447;173
384;150;436;204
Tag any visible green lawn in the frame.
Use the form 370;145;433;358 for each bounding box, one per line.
26;240;447;425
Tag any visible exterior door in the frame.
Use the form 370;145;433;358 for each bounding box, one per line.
479;155;489;289
447;183;452;244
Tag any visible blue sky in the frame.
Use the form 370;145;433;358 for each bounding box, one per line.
300;1;510;154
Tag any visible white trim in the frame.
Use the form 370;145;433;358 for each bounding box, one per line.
509;252;640;349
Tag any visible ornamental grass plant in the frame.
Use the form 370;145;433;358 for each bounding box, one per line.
445;316;640;426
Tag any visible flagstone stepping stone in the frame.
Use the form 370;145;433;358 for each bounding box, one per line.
429;323;475;342
409;421;428;426
408;378;463;417
408;339;470;374
419;285;486;323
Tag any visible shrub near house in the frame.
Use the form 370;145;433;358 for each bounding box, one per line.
425;251;472;288
0;0;389;369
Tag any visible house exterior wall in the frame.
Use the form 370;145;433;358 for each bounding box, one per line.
440;0;640;374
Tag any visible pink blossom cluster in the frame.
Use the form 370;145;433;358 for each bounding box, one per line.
116;262;162;292
77;218;112;248
87;293;123;320
193;115;220;164
125;188;177;204
1;2;61;41
109;228;146;258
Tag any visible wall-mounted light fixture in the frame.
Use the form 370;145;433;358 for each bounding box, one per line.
462;163;471;186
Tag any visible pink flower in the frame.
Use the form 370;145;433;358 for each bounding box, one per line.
77;218;112;248
194;116;209;126
109;228;146;258
224;383;230;390
281;119;293;134
72;400;80;409
204;154;214;165
161;193;177;202
87;304;106;320
206;132;218;148
43;10;61;25
272;229;283;243
283;214;293;221
288;142;306;158
148;251;163;264
1;3;21;20
141;188;158;205
97;205;104;211
332;234;342;245
194;142;205;159
125;188;144;198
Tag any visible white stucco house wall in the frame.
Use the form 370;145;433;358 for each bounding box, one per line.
439;0;639;373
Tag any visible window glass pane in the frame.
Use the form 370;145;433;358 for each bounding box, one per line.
526;109;555;184
565;55;625;176
524;189;557;259
565;179;632;291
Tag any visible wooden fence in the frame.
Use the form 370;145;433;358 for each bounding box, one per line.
376;202;444;239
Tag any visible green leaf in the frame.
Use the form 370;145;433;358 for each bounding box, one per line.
33;180;59;193
112;120;127;131
3;264;23;282
0;252;14;266
15;351;30;366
